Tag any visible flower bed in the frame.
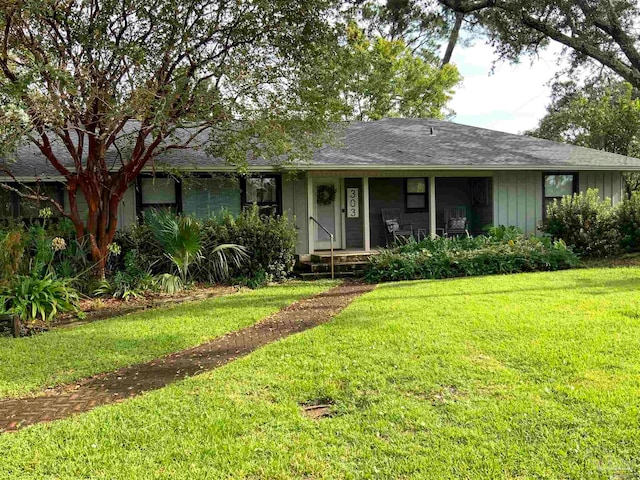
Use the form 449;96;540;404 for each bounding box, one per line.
365;227;579;282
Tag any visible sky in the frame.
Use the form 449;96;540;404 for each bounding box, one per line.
448;41;567;135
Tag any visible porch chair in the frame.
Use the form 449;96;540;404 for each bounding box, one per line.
381;208;414;244
443;206;469;237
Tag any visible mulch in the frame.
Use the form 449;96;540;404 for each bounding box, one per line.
0;281;375;433
56;285;239;329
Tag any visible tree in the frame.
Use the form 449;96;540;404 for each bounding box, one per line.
0;0;343;276
340;23;462;120
347;0;471;65
527;79;640;196
438;0;640;89
527;81;640;155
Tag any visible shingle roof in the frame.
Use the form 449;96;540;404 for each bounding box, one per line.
3;118;640;178
312;118;640;170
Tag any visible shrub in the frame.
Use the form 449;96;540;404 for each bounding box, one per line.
0;274;80;325
146;210;204;284
112;222;165;274
145;209;248;286
541;188;620;257
365;234;578;283
200;205;297;284
485;225;524;242
0;228;26;280
94;250;154;300
0;218;90;290
618;192;640;252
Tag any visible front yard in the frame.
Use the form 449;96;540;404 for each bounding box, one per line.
2;268;640;478
0;281;336;398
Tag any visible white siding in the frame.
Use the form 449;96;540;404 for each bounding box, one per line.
281;174;309;254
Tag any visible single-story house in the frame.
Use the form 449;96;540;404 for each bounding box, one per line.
2;118;640;256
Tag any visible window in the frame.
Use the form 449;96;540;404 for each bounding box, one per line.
182;176;241;218
405;178;427;212
0;183;64;220
138;176;180;217
18;184;64;219
543;173;578;214
0;188;12;218
241;175;281;215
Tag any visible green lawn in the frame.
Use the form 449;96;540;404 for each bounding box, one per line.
0;281;336;399
2;268;640;478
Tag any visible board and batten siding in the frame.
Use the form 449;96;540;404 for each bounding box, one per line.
493;170;625;236
281;175;309;255
579;171;624;203
493;171;542;236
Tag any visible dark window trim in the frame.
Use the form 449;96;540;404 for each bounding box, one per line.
404;177;428;213
0;181;65;220
240;174;282;216
136;173;182;221
542;172;579;217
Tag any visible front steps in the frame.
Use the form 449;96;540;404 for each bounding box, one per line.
296;251;375;280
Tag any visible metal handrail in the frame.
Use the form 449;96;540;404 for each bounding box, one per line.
309;216;334;279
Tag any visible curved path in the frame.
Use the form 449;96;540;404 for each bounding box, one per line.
0;281;374;433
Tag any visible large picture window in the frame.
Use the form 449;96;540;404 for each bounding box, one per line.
405;177;427;212
241;175;281;215
543;173;578;213
182;176;241;218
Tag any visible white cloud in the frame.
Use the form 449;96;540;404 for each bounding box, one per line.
448;42;567;134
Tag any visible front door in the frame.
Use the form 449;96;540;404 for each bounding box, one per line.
312;178;342;250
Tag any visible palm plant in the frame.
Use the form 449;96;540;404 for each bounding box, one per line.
200;238;249;283
146;210;248;287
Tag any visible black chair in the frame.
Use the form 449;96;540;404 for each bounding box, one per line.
381;208;414;244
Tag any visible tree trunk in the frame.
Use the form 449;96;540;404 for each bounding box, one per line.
66;174;127;279
442;12;464;67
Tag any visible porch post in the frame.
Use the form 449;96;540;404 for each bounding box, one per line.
307;174;314;254
429;176;436;238
363;177;370;251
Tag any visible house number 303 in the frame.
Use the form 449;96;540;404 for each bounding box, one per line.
346;188;359;218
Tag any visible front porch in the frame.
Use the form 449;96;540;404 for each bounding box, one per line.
306;174;493;254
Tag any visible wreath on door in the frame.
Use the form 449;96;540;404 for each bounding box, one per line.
316;184;337;205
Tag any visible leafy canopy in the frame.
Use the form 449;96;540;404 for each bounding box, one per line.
527;81;640;157
439;0;640;88
340;23;461;120
0;0;344;273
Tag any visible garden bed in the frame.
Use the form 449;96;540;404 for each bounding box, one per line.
365;227;579;282
57;284;238;329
